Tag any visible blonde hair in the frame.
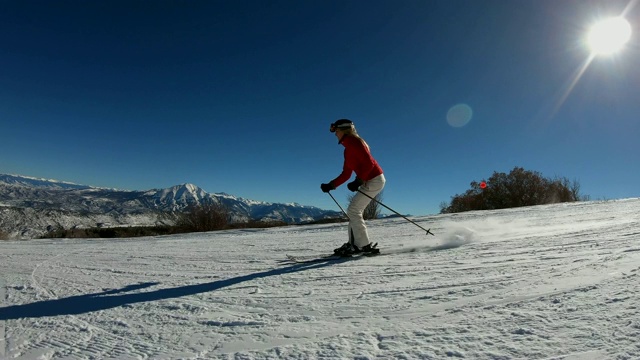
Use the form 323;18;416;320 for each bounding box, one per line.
340;126;371;151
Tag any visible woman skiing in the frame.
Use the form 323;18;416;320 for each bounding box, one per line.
321;119;386;256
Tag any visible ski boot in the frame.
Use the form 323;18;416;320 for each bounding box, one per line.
360;242;380;255
334;242;359;257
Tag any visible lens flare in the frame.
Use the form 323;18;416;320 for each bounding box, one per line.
447;104;473;128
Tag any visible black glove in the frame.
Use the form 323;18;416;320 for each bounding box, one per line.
320;182;335;193
347;178;363;192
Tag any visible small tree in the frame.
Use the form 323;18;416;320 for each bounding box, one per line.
441;167;587;214
347;190;383;220
176;202;229;232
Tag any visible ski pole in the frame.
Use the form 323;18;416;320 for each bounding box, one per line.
357;189;434;236
327;192;349;220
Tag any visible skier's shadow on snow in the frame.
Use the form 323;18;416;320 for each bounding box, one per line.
0;261;335;320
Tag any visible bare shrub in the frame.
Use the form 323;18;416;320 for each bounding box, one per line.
0;230;10;240
176;202;230;232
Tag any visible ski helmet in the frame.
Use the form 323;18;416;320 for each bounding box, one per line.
330;119;354;133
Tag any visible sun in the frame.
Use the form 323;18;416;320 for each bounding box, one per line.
587;17;632;55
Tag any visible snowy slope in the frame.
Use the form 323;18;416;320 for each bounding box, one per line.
1;198;639;359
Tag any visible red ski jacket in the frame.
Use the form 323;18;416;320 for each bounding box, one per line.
331;135;383;188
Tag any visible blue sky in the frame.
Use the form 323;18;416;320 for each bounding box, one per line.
1;0;639;216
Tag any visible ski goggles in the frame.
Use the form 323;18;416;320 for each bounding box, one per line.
330;121;353;133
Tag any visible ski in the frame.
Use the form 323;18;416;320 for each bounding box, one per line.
286;251;380;264
286;253;340;263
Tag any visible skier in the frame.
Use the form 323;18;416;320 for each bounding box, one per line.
321;119;386;256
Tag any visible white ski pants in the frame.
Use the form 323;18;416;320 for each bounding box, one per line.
347;174;386;248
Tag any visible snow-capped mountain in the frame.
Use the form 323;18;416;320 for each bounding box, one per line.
0;174;91;190
0;174;341;239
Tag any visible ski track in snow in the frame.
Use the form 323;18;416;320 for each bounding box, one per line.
1;199;639;359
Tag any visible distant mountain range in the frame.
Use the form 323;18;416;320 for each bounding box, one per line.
0;174;341;239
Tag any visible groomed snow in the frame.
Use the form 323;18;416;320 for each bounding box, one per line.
1;198;639;359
